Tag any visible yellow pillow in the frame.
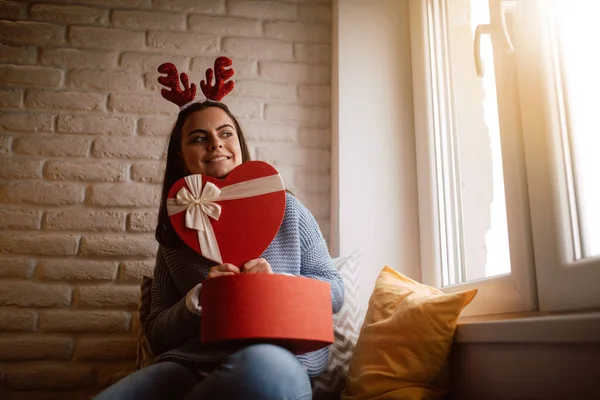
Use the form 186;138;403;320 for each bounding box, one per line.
341;266;476;400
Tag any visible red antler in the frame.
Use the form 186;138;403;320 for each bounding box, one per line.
157;63;196;107
200;57;235;102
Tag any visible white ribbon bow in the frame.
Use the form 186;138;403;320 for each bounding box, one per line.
166;174;285;263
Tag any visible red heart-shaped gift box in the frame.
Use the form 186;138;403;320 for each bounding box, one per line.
167;160;286;267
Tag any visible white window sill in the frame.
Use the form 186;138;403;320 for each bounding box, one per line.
455;311;600;344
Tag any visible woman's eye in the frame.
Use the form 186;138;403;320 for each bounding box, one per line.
191;136;206;143
221;131;233;138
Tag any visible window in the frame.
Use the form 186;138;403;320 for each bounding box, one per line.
409;0;600;316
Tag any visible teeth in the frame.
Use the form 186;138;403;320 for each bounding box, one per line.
207;157;228;163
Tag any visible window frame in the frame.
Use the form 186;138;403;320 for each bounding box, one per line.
408;0;538;317
512;0;600;312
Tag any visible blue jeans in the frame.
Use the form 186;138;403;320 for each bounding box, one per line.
93;344;313;400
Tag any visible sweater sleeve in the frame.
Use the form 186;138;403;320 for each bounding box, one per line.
143;245;202;355
297;201;345;314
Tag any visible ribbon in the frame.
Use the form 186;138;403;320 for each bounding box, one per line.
166;174;285;263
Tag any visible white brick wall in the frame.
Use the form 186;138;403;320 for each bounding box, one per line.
0;0;332;396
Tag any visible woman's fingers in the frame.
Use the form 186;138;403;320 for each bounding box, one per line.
243;258;273;274
216;263;240;274
206;263;240;279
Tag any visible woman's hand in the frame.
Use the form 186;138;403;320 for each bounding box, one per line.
206;263;240;280
242;258;273;274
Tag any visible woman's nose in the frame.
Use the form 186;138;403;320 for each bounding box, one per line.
208;138;223;150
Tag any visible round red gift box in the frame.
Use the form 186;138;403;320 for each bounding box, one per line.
200;274;334;355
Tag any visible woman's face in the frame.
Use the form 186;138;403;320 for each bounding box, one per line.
180;107;243;179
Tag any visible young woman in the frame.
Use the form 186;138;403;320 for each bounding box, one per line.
93;90;344;399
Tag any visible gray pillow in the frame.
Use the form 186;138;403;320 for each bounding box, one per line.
312;249;363;400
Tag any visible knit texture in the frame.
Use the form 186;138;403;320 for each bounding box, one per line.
144;193;345;377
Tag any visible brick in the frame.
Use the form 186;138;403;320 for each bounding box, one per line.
45;210;126;231
256;146;330;172
113;10;184;30
127;211;158;232
57;114;134;136
138;117;174;136
242;121;297;142
143;70;163;92
0;310;37;332
294;43;331;63
119;260;154;281
0;112;53;132
0;43;36;64
188;15;261;37
147;31;218;54
109;93;178;116
1;182;85;206
13;136;90;157
298;193;329;219
69;26;144;50
298;84;330;105
152;0;225;13
75;337;137;360
0;158;43;179
92;137;164;160
0;88;23;107
191;56;257;79
121;52;189;71
5;363;95;390
299;4;332;23
45;160;127;182
38;260;118;281
0;135;11;154
265;21;330;44
0;209;42;229
131;162;163;183
226;99;262;120
295;171;330;194
55;0;150;6
40;310;130;333
80;235;157;257
30;4;108;24
66;69;143;92
234;80;296;102
88;183;160;207
228;1;297;20
0;282;72;307
223;38;292;61
298;127;330;148
0;65;61;88
25;90;106;112
0;233;79;256
0;1;25;18
0;258;36;279
0;337;73;361
265;104;330;128
260;61;329;84
76;285;140;308
40;47;117;69
0;20;64;46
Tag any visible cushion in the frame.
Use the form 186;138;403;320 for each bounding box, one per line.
313;249;363;400
341;266;476;400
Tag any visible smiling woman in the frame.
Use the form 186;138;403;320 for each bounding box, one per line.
91;57;345;400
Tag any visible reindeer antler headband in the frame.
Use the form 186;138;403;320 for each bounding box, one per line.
157;56;235;109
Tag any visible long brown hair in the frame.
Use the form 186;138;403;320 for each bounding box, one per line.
155;101;251;248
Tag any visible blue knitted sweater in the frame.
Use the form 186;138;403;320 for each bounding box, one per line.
144;193;345;377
